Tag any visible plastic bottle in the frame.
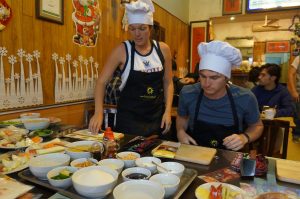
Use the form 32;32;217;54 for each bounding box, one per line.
102;127;118;159
90;141;103;161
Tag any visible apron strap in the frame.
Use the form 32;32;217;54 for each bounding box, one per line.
193;85;240;131
193;89;204;126
226;85;240;131
152;40;165;66
130;41;135;71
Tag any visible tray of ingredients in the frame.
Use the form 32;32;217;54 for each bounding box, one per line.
18;154;197;199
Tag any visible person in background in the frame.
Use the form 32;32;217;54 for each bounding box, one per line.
172;55;197;98
176;41;263;151
246;66;261;89
288;55;300;143
252;63;294;117
89;0;173;136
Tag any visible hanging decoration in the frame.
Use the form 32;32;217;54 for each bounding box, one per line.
0;47;43;110
0;0;12;31
52;52;99;103
72;0;101;47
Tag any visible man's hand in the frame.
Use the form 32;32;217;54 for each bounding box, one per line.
177;130;198;145
223;134;247;151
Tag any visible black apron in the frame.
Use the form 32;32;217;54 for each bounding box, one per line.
116;41;164;136
191;86;240;149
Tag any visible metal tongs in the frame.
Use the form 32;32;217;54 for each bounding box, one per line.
128;135;159;143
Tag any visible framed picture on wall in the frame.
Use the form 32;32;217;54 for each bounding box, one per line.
223;0;242;15
36;0;64;24
266;41;290;53
190;20;209;73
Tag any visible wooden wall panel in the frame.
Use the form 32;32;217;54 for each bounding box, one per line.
0;102;93;127
0;1;189;126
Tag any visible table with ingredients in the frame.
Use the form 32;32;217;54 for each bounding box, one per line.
0;116;299;199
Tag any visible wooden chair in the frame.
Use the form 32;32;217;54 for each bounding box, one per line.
84;104;117;130
251;119;290;159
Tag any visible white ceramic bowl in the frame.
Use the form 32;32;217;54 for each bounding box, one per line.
72;166;118;198
150;173;180;197
20;112;40;119
29;153;70;180
22;118;50;130
70;158;98;169
47;166;78;188
157;162;185;178
65;140;96;160
121;167;151;182
98;158;124;174
113;180;165;199
135;156;161;174
116;151;140;168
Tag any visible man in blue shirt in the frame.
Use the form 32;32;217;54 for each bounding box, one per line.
252;63;295;117
176;41;263;151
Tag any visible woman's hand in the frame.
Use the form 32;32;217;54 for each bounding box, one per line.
177;130;198;145
291;91;299;102
88;112;103;134
161;112;172;134
223;134;247;151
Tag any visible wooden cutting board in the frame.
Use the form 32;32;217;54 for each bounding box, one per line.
175;144;217;165
276;159;300;184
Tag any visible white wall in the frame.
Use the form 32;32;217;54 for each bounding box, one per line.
189;0;223;22
189;0;294;41
153;0;189;23
213;19;294;41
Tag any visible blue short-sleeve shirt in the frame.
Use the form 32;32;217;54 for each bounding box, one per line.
178;83;260;132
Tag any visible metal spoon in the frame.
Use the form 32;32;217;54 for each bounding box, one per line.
151;161;172;173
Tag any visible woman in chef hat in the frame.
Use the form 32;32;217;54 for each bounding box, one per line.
89;0;173;136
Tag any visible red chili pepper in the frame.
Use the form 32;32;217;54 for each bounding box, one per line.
216;184;222;199
209;185;217;199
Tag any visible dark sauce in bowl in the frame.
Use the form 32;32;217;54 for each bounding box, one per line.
125;173;148;180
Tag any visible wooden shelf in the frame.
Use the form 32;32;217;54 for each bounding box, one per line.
210;9;300;24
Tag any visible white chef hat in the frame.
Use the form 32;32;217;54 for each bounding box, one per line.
125;0;155;25
197;41;242;78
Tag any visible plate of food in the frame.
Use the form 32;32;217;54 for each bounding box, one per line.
195;182;251;199
0;126;42;149
26;138;68;156
0;151;31;174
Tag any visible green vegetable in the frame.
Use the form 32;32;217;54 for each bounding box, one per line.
0;121;22;125
51;169;73;180
33;129;53;137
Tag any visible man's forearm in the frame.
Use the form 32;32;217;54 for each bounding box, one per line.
244;120;264;143
176;115;189;135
